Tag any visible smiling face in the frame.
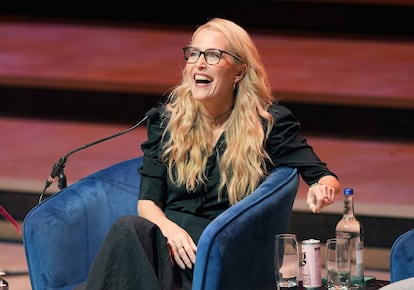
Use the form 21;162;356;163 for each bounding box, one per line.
185;28;245;112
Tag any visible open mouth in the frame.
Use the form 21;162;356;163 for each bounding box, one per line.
195;74;212;84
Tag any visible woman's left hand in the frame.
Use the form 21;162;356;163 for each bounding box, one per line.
306;175;340;213
306;183;335;213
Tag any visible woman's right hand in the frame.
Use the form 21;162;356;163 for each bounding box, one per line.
164;223;197;270
138;199;197;269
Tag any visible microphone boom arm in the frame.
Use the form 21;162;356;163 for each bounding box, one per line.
39;114;150;203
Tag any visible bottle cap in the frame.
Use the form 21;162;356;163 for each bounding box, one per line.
344;188;354;195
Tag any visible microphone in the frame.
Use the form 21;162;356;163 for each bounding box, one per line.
39;107;159;203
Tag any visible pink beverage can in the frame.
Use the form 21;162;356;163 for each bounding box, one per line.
301;239;322;289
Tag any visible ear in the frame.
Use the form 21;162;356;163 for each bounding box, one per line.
234;63;247;83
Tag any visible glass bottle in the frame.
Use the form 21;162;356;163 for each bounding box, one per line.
335;188;364;289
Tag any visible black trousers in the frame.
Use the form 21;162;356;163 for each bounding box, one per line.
75;216;192;290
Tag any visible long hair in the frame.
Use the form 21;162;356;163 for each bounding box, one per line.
161;18;275;204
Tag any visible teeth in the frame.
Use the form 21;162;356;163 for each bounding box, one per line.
195;74;211;82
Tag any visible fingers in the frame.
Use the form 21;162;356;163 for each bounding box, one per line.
174;245;192;269
306;192;319;213
168;238;197;270
307;183;336;213
307;202;318;213
172;243;196;270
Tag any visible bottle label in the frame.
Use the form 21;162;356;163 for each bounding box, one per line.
356;248;364;276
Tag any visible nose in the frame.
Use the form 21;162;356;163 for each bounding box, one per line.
196;52;207;66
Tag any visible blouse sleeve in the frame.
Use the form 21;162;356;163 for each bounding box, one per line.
266;104;338;185
138;106;168;203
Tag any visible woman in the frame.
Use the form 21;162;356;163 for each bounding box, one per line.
77;17;340;290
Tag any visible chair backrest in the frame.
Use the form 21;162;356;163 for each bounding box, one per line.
193;166;299;290
23;157;298;290
390;228;414;283
23;157;143;290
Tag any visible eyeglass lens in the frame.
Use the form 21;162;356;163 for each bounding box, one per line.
184;48;222;65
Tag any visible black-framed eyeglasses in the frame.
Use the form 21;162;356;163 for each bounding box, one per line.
183;47;242;65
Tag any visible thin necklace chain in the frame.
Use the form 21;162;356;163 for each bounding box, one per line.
209;107;233;123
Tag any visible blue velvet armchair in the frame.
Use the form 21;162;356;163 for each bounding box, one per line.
390;228;414;283
23;156;299;290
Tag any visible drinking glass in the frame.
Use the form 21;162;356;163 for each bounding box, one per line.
275;233;299;289
326;237;351;290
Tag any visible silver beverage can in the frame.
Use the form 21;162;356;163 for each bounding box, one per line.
301;239;322;289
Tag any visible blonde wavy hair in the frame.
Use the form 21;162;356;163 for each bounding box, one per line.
161;18;275;205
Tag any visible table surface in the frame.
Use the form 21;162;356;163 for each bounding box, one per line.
298;280;390;289
375;277;414;290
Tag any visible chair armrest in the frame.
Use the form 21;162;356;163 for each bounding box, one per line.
193;166;299;290
23;157;142;290
390;228;414;282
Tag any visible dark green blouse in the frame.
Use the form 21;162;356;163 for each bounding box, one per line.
138;103;336;242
